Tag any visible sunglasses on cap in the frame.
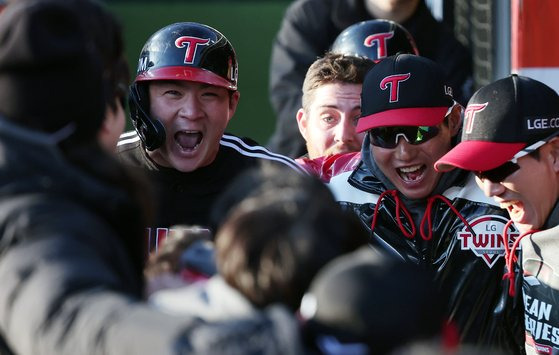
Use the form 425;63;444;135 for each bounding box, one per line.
369;125;441;149
368;103;458;149
474;138;552;183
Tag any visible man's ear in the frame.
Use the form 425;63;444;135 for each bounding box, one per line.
547;137;559;173
227;90;241;123
448;104;463;136
296;108;308;140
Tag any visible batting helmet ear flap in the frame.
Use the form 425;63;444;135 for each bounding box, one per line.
129;82;165;151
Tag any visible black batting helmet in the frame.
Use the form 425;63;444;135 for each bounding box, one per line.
331;19;419;63
129;22;238;150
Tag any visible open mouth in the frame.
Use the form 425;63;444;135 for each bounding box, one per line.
175;130;203;151
397;164;425;182
501;201;524;220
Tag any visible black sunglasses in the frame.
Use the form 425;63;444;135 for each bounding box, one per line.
474;161;520;183
369;125;441;149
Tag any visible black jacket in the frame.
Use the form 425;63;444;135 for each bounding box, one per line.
117;131;304;251
0;120;303;355
324;140;524;353
268;0;473;157
519;202;559;354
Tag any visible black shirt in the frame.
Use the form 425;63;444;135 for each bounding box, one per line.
117;131;304;250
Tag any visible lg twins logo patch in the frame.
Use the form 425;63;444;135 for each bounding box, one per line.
457;215;519;268
175;36;210;64
380;73;410;102
364;31;394;61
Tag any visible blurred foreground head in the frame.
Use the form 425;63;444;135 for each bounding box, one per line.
300;247;448;354
214;164;369;311
0;0;128;147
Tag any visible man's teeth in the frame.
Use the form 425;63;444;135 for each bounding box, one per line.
399;165;422;173
500;201;520;209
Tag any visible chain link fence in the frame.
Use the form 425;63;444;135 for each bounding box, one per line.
453;0;497;91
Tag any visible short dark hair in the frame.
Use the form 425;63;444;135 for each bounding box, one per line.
302;52;373;110
529;147;541;160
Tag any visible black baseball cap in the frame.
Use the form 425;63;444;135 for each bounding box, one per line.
356;53;454;133
435;74;559;172
299;247;443;353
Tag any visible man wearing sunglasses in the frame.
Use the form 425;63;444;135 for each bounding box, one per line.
321;54;524;352
435;75;559;355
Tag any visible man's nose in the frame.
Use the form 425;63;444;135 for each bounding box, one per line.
178;94;203;120
335;116;357;143
393;135;415;160
476;177;506;198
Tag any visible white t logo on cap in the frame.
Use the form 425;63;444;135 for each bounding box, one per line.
464;103;488;134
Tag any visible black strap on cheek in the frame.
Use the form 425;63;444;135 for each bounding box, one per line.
128;83;166;151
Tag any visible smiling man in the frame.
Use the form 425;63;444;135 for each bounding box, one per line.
296;20;418;167
317;54;525;352
435;74;559;355
296;53;373;161
117;22;303;251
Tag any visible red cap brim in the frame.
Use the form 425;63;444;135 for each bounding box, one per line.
356;107;448;133
435;141;527;172
136;66;236;90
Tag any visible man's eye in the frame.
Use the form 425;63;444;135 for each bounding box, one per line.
321;116;335;124
164;90;181;96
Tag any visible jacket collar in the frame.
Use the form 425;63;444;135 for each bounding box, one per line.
331;0;369;30
543;200;559;230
